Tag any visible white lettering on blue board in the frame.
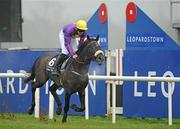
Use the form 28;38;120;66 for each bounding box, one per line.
88;70;96;95
134;71;175;98
126;36;164;43
0;78;3;94
147;71;156;97
161;71;175;98
56;87;64;95
7;70;15;94
19;70;29;94
100;37;107;43
134;71;143;97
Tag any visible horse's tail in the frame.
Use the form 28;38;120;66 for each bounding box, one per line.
24;64;35;83
24;57;39;83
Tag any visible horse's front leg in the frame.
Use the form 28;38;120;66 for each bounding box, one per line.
71;90;85;112
49;83;62;115
62;92;71;123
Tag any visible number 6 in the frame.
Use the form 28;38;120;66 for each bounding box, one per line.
48;58;56;66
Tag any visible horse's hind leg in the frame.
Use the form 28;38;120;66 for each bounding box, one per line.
62;92;71;123
71;90;85;112
27;82;36;114
49;84;62;115
28;78;48;114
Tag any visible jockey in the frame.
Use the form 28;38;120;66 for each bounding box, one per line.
52;20;88;75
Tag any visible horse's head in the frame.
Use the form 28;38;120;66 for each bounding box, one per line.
77;35;104;65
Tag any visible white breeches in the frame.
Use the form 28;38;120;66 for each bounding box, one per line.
59;30;78;55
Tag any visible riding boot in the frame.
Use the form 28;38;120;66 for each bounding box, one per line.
52;54;68;75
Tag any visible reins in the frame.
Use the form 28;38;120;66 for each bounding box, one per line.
74;57;85;64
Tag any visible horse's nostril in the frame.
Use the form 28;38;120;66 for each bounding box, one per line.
96;54;104;65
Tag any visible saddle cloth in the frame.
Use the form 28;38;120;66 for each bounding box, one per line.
46;55;70;73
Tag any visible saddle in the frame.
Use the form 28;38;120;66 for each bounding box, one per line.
46;55;70;74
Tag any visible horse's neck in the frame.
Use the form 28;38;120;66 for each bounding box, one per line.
68;43;92;74
77;43;90;60
68;60;91;75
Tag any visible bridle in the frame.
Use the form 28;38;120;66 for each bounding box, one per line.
74;49;104;64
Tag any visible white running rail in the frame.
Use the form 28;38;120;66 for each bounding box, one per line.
0;73;179;125
0;73;40;118
88;75;180;126
0;73;29;78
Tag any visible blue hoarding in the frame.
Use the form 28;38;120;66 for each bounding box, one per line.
0;51;46;113
124;2;180;118
123;50;180;118
0;50;106;115
126;4;180;50
87;3;108;115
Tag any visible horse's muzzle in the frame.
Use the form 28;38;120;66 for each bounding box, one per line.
95;53;104;65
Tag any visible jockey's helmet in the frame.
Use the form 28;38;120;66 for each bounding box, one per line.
76;20;88;31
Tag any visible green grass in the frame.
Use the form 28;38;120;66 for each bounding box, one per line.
0;113;180;129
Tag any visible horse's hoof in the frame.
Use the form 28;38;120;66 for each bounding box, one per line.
56;107;62;115
70;104;77;109
62;118;67;123
27;107;34;115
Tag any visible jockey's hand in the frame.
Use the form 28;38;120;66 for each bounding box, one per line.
73;54;78;59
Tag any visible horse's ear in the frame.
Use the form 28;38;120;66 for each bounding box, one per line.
96;35;99;41
87;35;90;40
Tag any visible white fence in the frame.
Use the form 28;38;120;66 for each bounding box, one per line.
0;73;180;125
89;75;180;126
106;49;123;115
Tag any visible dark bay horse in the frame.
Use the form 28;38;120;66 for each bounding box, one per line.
25;35;104;123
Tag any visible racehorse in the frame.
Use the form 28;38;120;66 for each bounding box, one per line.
24;35;104;123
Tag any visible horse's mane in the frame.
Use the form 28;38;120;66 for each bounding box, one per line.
76;40;91;55
76;35;99;56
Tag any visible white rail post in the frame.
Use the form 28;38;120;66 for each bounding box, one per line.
119;49;123;85
168;82;173;126
85;86;89;120
115;49;120;84
112;81;116;123
34;88;40;118
49;92;54;119
106;50;111;115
